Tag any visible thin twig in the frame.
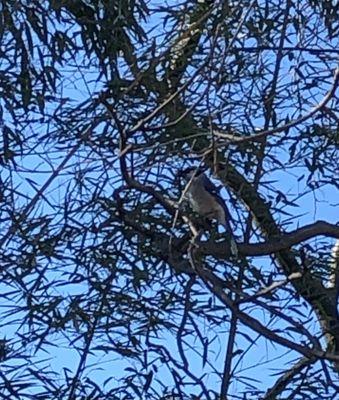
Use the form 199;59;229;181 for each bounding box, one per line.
0;125;94;248
213;67;339;144
237;272;302;303
263;357;315;400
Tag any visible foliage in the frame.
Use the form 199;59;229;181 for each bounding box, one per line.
0;0;338;399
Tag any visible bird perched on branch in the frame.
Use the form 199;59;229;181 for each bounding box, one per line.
179;167;238;257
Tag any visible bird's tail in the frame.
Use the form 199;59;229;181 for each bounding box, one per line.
229;236;238;258
218;214;238;257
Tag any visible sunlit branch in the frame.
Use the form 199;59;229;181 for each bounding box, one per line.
212;67;339;144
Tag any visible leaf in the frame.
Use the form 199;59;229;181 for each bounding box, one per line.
143;371;153;392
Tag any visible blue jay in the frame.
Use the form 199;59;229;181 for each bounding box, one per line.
179;167;238;256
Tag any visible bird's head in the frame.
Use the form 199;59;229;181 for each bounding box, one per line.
177;167;205;181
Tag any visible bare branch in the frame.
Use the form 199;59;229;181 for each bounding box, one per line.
239;272;303;303
197;266;339;363
263;357;316;400
201;221;339;258
213;67;339;144
328;239;339;289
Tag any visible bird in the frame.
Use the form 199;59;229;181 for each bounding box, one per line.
179;167;238;257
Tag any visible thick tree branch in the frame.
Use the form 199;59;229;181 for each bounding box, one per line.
200;221;339;258
329;239;339;290
102;0;339;382
213;162;339;363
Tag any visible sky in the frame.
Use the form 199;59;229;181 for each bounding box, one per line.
0;1;338;398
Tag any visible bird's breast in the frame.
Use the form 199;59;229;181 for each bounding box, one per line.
187;186;214;214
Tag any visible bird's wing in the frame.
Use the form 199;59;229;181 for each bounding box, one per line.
200;174;220;195
201;174;232;222
201;173;238;256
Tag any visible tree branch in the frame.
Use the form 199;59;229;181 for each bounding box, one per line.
232;45;339;54
213;162;339;365
263;356;315;400
200;221;339;258
212;67;339;144
196;265;339;363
